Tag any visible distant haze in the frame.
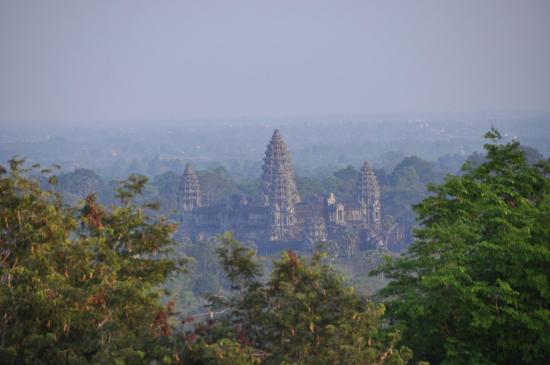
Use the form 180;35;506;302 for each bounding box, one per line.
1;0;549;124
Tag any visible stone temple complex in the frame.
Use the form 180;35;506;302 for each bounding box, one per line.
178;129;403;253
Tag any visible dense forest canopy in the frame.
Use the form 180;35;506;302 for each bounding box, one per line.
3;0;549;362
0;159;409;364
0;161;184;363
374;129;550;364
41;152;457;251
1;130;549;364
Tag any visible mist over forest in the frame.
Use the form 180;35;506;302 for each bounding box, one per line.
2;0;549;363
3;114;548;254
3;114;549;179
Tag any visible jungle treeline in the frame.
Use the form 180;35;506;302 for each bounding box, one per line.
1;130;549;364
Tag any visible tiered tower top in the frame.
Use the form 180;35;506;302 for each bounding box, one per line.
179;163;202;212
356;161;380;205
261;129;300;208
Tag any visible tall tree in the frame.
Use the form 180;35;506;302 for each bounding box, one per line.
375;129;550;364
0;159;184;364
342;227;360;260
183;232;412;365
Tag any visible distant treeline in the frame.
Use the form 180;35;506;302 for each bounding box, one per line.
45;146;544;251
3;117;549;180
1;130;549;364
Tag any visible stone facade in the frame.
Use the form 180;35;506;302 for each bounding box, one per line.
177;163;203;239
178;129;404;252
178;163;202;212
356;161;382;234
261;129;301;241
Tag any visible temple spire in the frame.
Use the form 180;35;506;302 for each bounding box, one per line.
356;161;381;231
179;163;202;213
261;129;300;240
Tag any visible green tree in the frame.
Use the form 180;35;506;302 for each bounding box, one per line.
165;238;228;311
466;145;544;171
323;165;360;202
342;227;360;260
390;156;440;189
375;129;550;364
0;159;184;364
55;168;106;201
197;167;239;204
184;232;412;365
152;171;182;214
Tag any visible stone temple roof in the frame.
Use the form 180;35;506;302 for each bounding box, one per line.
261;129;300;208
356;160;380;204
179;163;202;212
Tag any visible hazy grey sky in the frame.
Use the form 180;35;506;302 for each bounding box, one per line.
1;0;549;124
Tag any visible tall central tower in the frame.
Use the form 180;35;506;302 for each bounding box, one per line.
261;129;300;241
356;161;381;233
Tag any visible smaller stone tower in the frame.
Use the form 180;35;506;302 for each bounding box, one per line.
356;161;381;233
179;163;202;213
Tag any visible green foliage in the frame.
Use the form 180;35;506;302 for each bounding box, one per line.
216;232;262;290
236;179;262;197
152;171;182;214
322;165;360;202
295;165;359;202
197;167;240;204
0;159;183;364
520;145;544;165
54;168;113;206
294;176;325;201
380;155;443;249
185;239;226;294
164;238;229;314
375;130;550;364
184;234;412;365
390;156;440;191
49;156;444;250
466;145;544;170
316;228;360;260
182;338;260;365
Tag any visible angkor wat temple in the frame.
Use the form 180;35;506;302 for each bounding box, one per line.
177;129;404;254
